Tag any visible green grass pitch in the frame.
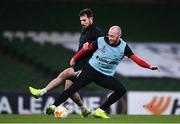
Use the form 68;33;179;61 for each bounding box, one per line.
0;114;179;123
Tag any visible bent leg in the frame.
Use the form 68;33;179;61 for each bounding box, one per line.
65;80;83;107
53;67;93;107
95;76;126;111
29;67;76;98
45;67;76;91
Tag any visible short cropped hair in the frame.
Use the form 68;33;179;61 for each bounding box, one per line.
79;8;93;18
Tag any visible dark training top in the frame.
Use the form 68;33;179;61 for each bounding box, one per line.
77;23;103;62
78;24;103;50
72;23;103;71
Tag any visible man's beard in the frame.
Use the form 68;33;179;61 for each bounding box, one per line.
81;25;87;29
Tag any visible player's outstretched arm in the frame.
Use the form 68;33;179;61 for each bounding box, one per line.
130;54;160;71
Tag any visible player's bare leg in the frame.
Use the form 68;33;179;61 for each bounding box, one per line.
29;67;76;98
45;68;76;91
65;80;83;106
64;79;91;118
46;70;91;117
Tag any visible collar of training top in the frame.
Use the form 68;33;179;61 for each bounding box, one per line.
104;36;121;47
82;23;95;31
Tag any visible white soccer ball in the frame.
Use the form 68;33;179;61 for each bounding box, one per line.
54;106;69;119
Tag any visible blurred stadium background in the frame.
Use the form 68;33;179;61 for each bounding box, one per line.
0;0;180;119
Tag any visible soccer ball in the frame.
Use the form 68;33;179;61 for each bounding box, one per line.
54;106;69;119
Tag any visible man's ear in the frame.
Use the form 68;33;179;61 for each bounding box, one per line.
90;17;93;24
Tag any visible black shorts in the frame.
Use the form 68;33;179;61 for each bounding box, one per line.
73;55;91;72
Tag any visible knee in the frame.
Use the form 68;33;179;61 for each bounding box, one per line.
59;68;74;79
116;86;127;96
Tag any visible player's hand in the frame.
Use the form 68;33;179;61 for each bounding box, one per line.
149;65;160;71
70;58;75;66
83;42;89;51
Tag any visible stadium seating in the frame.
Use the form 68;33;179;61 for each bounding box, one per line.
0;49;48;91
